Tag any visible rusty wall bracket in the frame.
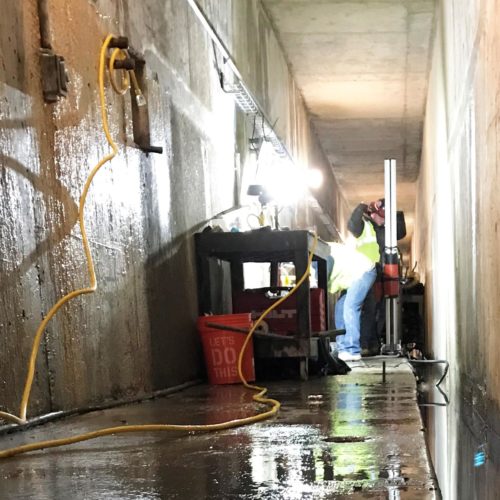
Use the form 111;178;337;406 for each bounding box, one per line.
108;38;162;154
113;59;136;71
109;36;129;49
127;48;163;155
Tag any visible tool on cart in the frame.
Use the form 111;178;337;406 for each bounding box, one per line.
247;184;273;228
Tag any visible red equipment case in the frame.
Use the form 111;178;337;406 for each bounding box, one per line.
232;287;326;335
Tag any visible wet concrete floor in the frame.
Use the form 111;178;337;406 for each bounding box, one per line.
0;358;439;499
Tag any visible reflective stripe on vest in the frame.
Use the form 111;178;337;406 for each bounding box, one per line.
356;220;380;263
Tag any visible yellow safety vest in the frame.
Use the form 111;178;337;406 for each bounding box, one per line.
327;243;374;294
355;220;380;264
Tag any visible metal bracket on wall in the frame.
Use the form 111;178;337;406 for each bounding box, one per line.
39;49;69;103
107;37;162;154
123;45;163;155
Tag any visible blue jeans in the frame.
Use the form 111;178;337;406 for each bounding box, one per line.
335;267;377;355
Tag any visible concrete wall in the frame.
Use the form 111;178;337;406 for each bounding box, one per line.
414;0;500;497
0;0;342;419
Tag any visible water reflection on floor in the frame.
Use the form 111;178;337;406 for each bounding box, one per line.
0;359;438;499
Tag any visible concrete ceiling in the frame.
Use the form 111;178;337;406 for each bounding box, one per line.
262;0;436;244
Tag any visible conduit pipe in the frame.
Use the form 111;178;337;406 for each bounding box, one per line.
184;0;292;161
37;0;52;49
37;0;69;102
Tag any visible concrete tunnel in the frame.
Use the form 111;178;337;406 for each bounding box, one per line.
0;0;499;498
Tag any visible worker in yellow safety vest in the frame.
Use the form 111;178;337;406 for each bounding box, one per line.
347;199;406;356
327;242;377;362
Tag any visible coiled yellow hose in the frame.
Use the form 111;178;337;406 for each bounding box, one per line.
0;34;317;458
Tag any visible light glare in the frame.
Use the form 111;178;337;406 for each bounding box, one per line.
307;169;323;189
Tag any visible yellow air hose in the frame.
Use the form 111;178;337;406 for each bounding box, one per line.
0;34;318;458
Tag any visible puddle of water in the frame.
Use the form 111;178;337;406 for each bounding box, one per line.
0;370;439;499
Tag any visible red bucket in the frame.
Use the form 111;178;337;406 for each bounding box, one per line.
197;313;255;384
